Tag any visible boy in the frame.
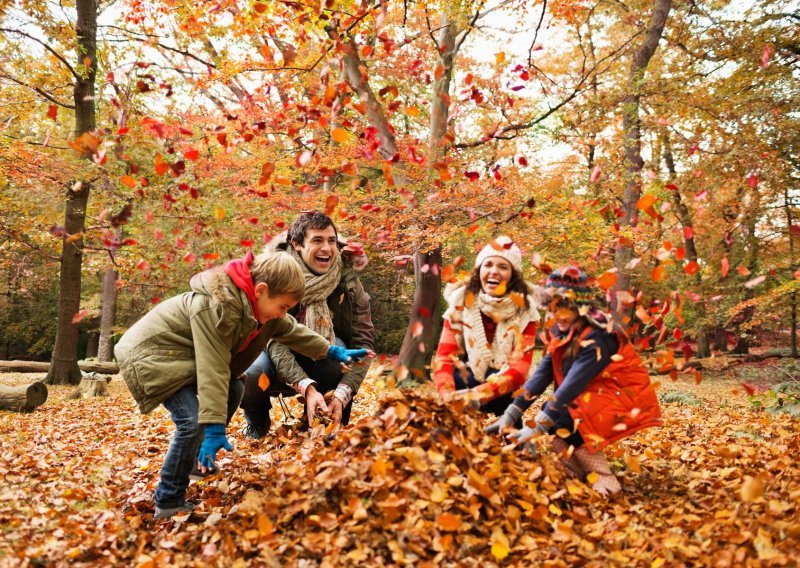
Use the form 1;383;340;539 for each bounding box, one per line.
240;211;375;437
115;250;366;519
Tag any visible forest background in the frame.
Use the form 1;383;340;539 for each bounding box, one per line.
0;0;798;384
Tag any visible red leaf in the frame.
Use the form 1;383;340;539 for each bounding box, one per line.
71;309;89;324
464;171;480;181
683;226;694;240
761;45;772;68
47;105;58;121
746;174;759;188
590;164;602;183
240;239;254;248
184;148;200;161
684;260;699;275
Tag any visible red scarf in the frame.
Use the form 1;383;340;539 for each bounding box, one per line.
223;251;261;351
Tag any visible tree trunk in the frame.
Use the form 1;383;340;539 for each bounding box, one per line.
613;0;672;308
46;0;98;385
0;360;118;374
396;249;443;385
784;186;798;357
0;382;48;412
85;330;99;359
97;268;118;362
714;326;729;352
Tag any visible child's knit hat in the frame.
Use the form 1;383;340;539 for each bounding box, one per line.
544;265;596;306
474;236;523;273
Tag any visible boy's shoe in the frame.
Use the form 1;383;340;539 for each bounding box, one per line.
154;500;196;520
189;463;218;481
242;422;269;440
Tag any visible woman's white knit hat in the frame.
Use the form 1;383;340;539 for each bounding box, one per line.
474;236;523;273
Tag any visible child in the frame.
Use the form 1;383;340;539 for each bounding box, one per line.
486;265;662;496
114;250;366;519
433;236;541;416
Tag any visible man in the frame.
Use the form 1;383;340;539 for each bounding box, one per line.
239;211;375;438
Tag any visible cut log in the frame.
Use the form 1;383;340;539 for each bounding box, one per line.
67;373;111;400
0;381;48;412
0;360;118;374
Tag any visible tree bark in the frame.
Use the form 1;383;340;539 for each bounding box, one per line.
97;268;118;362
0;382;48;412
396;249;444;384
784;186;798;357
46;0;98;385
613;0;673;308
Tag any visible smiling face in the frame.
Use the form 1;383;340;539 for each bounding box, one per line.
479;256;513;296
551;301;580;333
254;283;298;324
292;226;338;275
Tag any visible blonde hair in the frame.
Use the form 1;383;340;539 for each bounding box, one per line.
249;250;305;301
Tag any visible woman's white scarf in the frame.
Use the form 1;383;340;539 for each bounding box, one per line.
288;247;342;343
442;282;541;383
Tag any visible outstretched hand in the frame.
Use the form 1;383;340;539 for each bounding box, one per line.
197;424;232;471
327;345;370;363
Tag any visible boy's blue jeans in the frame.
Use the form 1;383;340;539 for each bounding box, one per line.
154;378;244;509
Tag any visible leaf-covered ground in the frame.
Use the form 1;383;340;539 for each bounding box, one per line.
1;358;798;567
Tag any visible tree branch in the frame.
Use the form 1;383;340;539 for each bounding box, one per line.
0;28;78;79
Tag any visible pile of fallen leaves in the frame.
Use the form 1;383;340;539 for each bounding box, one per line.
1;365;799;566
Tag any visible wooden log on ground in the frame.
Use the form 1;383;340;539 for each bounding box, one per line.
0;381;48;412
67;373;112;400
0;360;118;374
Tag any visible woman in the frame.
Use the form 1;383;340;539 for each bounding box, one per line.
433;236;541;416
485;265;662;496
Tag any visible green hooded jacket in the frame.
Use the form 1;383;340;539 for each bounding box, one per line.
114;265;329;424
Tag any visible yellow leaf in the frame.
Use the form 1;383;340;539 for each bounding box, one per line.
490;527;510;561
625;453;641;473
495;52;506;64
258;372;270;391
555;428;571;438
331;127;349;143
548;503;562;515
586;472;599;485
405;106;420;117
213;206;226;220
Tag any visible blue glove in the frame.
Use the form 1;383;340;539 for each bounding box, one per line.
197;424;232;469
327;345;368;363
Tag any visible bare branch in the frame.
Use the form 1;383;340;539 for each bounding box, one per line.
0;27;79;79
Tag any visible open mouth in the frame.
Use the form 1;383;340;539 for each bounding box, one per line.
485;278;500;288
315;255;332;264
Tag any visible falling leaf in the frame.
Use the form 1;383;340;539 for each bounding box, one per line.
590;164;602;183
495;52;506;64
258;372;270;391
47;105;58;121
213;206;226;220
652;265;667;282
721;256;730;278
184;148;200;161
331;127;350;143
684;260;699;275
596;270;618;291
71;309;89;324
760;45;772;68
744;275;766;289
411;321;424;338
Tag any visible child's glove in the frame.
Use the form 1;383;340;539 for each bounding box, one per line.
198;424;232;469
327;345;368;363
506;410;555;456
484;404;524;434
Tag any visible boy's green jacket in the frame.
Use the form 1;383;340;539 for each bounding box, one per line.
114;265;329;424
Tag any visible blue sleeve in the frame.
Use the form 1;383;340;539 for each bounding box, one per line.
543;330;619;418
511;354;554;411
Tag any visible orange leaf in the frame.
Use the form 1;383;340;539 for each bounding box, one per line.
154;154;169;176
324;194;339;216
495;52;506;64
740;476;764;502
254;2;267;13
436;513;461;532
258;372;270;391
119;175;137;188
510;292;525;309
184;148;200;161
434;64;444;80
331;127;349;143
360;45;372;58
721;256;730;278
652;265;667;282
684;260;699;275
596;270;618;291
71;309;89;324
636;194;656;211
